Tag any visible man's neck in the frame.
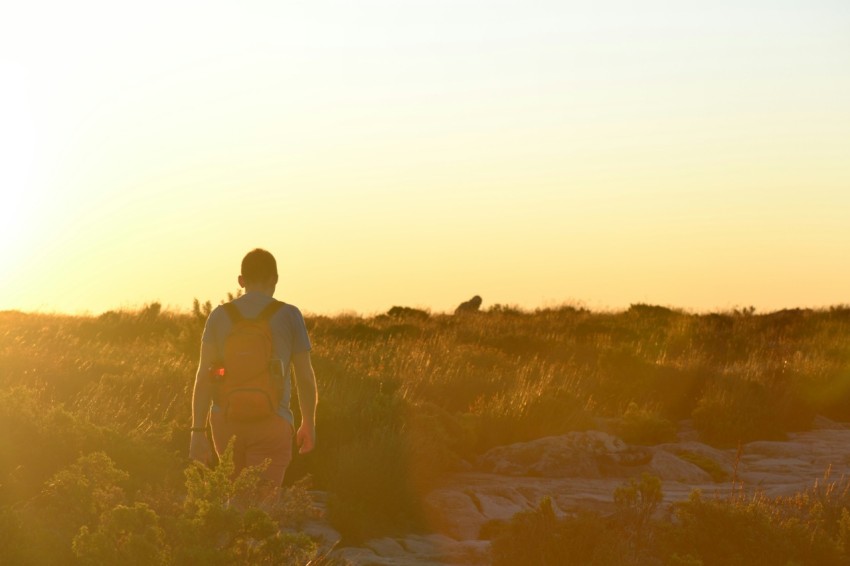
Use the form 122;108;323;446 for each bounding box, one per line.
243;285;275;297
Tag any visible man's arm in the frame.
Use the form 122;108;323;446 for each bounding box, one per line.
189;341;216;463
292;351;318;454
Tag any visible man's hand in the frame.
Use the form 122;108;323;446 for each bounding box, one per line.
296;421;316;454
189;431;212;464
292;351;318;455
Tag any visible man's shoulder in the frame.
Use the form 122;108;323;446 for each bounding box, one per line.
277;301;302;314
206;304;230;326
272;302;306;324
201;304;230;344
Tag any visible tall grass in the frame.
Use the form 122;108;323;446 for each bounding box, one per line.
1;302;850;556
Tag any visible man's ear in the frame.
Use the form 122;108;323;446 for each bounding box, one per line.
238;275;245;288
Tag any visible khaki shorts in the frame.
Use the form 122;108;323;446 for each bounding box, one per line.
210;412;294;486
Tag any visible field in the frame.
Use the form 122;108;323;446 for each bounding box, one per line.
2;301;850;564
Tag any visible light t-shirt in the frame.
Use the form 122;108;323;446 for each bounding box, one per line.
201;291;312;426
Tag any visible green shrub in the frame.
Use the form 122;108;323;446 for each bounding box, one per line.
42;451;130;528
691;379;784;446
326;430;425;542
73;502;169;565
491;497;616;566
665;490;846;566
173;441;317;565
613;402;678;445
494;476;850;566
491;476;667;566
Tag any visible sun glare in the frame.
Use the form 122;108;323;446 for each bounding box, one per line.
0;107;38;287
0;186;39;291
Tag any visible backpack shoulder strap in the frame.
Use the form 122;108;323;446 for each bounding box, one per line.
257;299;284;322
223;302;244;324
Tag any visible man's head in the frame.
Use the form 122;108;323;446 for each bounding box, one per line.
239;248;279;289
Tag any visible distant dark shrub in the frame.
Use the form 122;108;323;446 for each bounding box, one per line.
486;303;524;315
386;306;430;320
627;303;679;318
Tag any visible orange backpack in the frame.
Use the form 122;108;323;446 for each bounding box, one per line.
212;300;284;422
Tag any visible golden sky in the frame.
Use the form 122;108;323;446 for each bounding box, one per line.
2;1;849;315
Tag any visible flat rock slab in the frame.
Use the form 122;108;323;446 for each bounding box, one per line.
330;420;850;565
333;536;490;566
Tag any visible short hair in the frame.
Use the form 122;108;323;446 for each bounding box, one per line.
241;248;278;284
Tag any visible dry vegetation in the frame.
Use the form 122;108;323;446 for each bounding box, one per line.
1;301;850;563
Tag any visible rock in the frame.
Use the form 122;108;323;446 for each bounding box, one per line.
423;473;618;542
332;535;490;565
454;296;482;315
811;415;847;430
322;423;850;565
367;538;408;557
466;487;532;523
657;441;736;480
422;489;486;540
646;450;712;483
477;431;640;478
477;436;599;477
300;490;342;554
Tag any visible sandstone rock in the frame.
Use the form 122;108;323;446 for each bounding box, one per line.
325;422;850;565
332;535;490;565
646;450;712;483
812;415;847;430
478;441;597;477
657;441;736;480
476;431;633;478
423;489;486;540
366;538;408;557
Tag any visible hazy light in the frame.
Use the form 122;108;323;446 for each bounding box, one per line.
1;0;849;314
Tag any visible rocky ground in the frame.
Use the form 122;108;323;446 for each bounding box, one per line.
304;417;850;565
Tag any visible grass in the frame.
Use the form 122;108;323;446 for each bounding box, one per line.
1;302;850;561
490;472;850;565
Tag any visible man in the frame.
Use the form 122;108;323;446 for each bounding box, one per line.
189;248;317;487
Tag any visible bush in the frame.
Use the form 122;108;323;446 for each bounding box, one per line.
73;502;169;565
491;498;615;566
172;441;318;565
493;475;850;566
665;490;846;566
491;475;666;566
43;451;130;528
691;379;767;446
613;402;678;445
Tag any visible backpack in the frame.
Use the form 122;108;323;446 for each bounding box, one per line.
212;300;285;422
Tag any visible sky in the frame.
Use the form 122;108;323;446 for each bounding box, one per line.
1;0;849;316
